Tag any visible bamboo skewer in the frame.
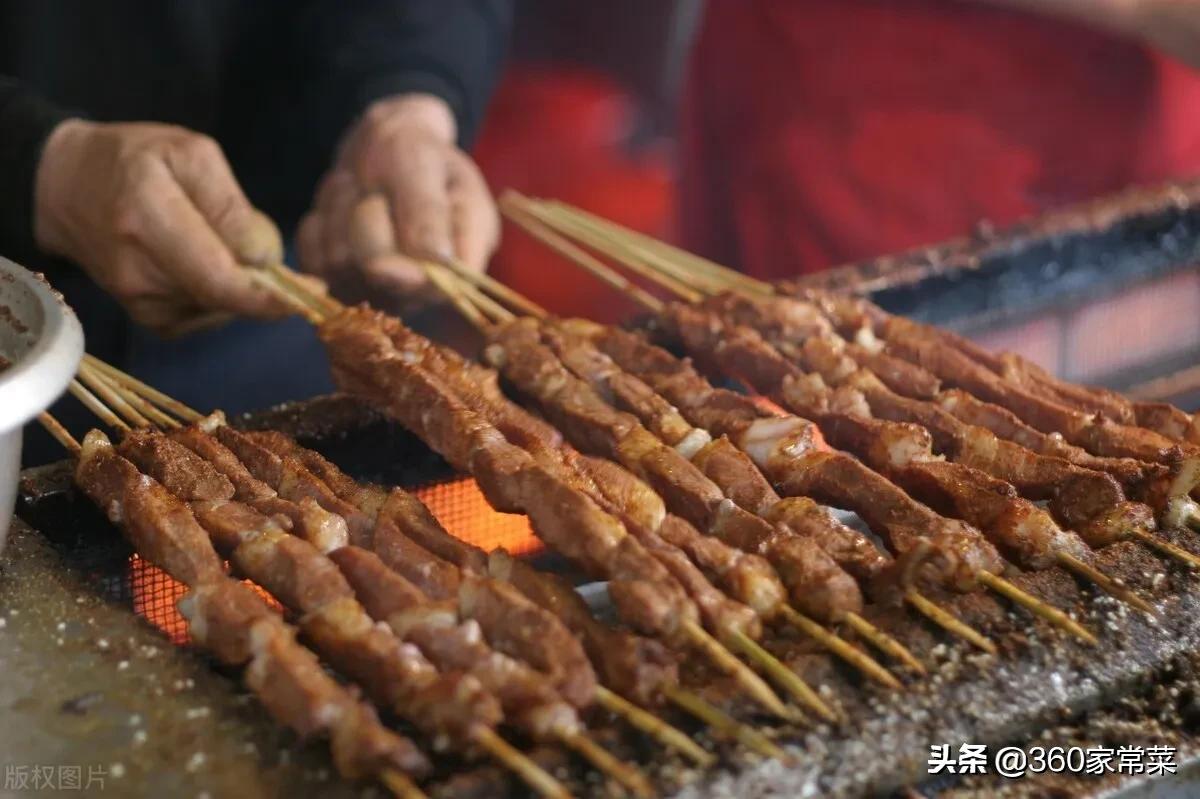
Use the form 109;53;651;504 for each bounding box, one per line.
1129;528;1200;570
249;269;324;324
539;198;775;297
562;732;655;798
267;263;342;317
724;628;830;722
68;378;129;432
661;686;790;762
500;198;665;313
86;353;733;780
379;769;430;799
500;207;997;655
773;605;901;689
974;571;1097;646
82;355;204;423
433;255;549;319
903;590;997;655
76;365;150;428
536;205;1191;610
506;194;705;303
593;686;715;768
39;412;80;455
1055;552;1156;615
842;611;926;676
535;201;733;298
434;257;919;688
37;411;433;799
470;727;572;799
481;732;576;798
508;203;1124;649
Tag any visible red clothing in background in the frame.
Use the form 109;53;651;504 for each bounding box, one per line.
679;0;1200;279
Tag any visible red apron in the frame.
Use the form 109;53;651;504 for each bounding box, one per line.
679;0;1200;279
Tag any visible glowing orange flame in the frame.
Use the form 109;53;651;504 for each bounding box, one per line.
128;478;541;642
414;477;542;556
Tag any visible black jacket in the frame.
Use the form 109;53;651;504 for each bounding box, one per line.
0;0;512;268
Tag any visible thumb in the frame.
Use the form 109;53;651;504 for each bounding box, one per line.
228;209;284;267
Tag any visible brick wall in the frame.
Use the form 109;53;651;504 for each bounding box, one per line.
969;269;1200;385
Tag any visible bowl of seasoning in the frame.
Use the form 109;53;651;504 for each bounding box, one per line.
0;257;83;551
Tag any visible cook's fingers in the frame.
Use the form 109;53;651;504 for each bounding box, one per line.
162;133;282;265
448;156;500;273
364;143;455;263
349;193;397;262
160;310;235;338
361;251;430;296
132;173;288;319
296;211;326;277
316;170;360;271
289;271;331;299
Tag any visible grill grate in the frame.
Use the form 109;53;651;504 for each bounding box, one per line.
414;476;541;556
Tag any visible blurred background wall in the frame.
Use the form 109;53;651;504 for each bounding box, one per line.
474;0;702;322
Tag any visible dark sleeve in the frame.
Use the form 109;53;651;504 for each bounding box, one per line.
234;0;511;234
0;77;73;265
293;0;511;149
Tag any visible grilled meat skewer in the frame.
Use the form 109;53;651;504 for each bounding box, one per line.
664;306;1129;571
166;419;598;713
572;320;1002;595
797;290;1200;488
319;305;796;718
238;429;741;762
697;292;1167;549
242;430;687;708
88;410;653;794
72;430;431;787
112;429;507;753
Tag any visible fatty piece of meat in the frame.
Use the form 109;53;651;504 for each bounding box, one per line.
692;436;779;516
76;431;224;587
177;579;286;665
459;573;597;708
232;528;355;614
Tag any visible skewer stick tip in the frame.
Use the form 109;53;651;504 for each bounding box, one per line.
681;620;793;721
776;606;904;689
726;626;837;722
977;570;1098;646
472;726;572;799
594;686;715;768
562;732;654;798
1129;528;1200;570
379;769;429;799
38;412;81;456
1056;552;1156;616
904;590;997;655
843;611;927;677
662;686;792;763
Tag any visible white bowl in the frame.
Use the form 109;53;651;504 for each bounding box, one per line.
0;257;84;551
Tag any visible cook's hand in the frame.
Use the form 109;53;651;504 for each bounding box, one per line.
34;120;289;333
297;93;500;300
